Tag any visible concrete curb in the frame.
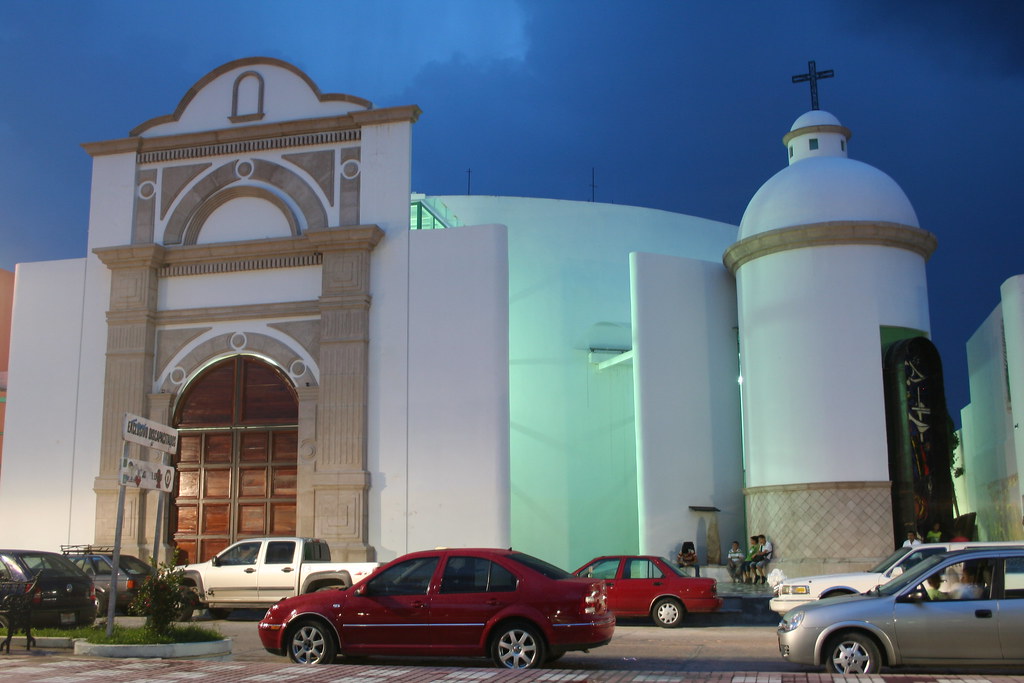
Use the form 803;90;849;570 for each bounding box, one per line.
73;638;233;661
5;635;76;650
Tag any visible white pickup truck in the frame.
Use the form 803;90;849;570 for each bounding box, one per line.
180;537;379;617
770;540;1024;614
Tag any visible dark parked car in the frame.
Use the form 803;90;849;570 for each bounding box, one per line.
61;545;156;613
0;549;97;628
573;555;723;627
258;547;615;668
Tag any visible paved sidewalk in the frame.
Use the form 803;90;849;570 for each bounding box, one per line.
1;657;1023;683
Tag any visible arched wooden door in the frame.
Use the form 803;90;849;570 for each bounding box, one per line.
170;355;299;563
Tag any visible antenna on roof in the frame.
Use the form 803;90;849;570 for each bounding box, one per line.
466;168;472;195
590;167;597;202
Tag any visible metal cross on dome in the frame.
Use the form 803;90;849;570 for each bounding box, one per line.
792;60;834;111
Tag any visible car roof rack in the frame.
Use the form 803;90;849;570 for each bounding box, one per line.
60;544;116;554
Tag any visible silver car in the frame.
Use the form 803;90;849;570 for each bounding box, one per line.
777;547;1024;673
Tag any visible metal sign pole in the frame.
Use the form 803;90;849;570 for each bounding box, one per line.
106;441;129;638
152;451;167;566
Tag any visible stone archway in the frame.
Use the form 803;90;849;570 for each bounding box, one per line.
169;355;298;563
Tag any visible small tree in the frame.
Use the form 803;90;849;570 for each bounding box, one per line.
128;552;190;636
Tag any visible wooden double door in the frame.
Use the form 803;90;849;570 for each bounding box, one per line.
170;356;299;564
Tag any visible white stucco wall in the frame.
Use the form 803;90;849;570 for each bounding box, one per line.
738;244;931;488
399;224;510;554
0;259;99;549
1000;274;1024;533
159;267;322;310
631;252;742;562
960;297;1023;540
431;196;738;570
86;152;137;250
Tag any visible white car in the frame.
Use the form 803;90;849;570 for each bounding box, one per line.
770;541;1024;614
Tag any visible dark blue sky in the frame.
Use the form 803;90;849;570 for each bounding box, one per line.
1;0;1021;422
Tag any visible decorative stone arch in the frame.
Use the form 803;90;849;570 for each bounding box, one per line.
181;186;300;245
157;330;319;396
163;159;328;245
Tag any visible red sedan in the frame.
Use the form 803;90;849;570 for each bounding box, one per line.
573;555;722;627
258;547;615;668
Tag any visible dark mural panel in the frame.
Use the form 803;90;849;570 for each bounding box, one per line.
883;337;956;544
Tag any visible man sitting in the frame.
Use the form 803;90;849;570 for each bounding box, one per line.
751;535;773;585
676;541;699;577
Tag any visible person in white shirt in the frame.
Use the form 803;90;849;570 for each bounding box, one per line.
952;565;985;600
902;531;922;548
726;541;745;583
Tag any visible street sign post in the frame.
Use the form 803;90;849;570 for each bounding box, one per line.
106;413;179;636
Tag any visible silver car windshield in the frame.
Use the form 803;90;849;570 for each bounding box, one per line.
875;553;948;596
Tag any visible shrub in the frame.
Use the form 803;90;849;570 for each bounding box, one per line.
128;553;190;636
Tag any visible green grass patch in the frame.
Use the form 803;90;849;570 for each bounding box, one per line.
28;623;223;644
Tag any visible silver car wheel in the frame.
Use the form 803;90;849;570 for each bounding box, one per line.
828;633;880;674
652;598;683;628
492;624;543;669
288;621;335;665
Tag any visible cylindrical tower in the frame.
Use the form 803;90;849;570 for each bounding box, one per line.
724;110;938;576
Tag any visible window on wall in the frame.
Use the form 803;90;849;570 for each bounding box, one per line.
170;356;299;564
809;138;819;150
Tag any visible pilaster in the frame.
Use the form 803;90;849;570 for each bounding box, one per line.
307;226;383;561
91;244;164;555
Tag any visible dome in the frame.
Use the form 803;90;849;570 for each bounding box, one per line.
789;110;842;130
738;112;918;240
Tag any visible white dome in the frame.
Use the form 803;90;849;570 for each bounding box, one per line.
738;112;919;240
790;110;841;130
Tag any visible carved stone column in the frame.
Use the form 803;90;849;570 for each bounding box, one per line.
92;244;165;557
295;385;320;538
307;226;383;561
146;392;175;562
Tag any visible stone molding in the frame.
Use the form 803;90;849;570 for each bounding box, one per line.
156;302;320;326
83;105;421;160
94;227;383;278
782;123;852;146
723;220;937;274
743;480;892;495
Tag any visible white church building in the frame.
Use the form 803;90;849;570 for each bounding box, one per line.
957;275;1024;541
1;57;957;575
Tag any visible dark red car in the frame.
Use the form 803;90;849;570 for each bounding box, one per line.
573;555;722;627
258;547;615;668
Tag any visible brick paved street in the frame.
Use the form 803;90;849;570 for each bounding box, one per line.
0;657;1023;683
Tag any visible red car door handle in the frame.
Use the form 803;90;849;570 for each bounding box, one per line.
975;609;992;618
485;599;501;606
412;601;426;608
653;581;662;586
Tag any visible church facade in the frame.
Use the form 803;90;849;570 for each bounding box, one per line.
1;57;966;575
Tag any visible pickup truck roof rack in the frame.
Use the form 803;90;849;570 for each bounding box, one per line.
60;544;116;554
